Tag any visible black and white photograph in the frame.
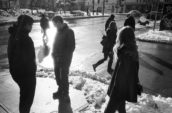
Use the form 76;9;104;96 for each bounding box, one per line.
0;0;172;113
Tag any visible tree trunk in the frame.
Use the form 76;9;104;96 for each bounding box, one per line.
14;0;20;10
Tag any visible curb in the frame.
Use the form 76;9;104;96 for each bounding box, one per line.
136;38;172;45
0;15;109;26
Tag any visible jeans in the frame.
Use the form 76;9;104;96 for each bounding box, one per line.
54;56;72;95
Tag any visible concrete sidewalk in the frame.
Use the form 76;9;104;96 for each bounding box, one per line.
0;70;88;113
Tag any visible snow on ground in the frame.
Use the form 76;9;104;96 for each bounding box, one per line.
137;29;172;44
37;69;172;113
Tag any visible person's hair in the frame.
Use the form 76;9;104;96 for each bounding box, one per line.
17;15;34;27
124;16;135;30
52;16;63;23
115;26;136;50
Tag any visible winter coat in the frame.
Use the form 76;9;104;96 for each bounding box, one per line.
52;23;75;66
105;18;114;31
7;24;37;79
103;21;117;54
107;44;140;103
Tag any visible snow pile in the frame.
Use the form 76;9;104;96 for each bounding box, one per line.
137;30;172;44
36;69;172;113
0;9;11;17
70;76;172;113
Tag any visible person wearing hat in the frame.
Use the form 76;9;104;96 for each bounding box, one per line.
52;16;75;102
8;15;36;113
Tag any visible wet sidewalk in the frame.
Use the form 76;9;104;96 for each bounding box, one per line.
0;70;88;113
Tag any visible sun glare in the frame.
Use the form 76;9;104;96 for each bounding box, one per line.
39;21;57;68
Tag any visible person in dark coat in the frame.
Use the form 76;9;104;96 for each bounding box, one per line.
104;26;142;113
93;21;117;74
7;15;36;113
124;15;135;30
52;16;75;102
40;14;49;44
105;14;115;31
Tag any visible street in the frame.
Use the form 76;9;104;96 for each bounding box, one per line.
1;17;172;96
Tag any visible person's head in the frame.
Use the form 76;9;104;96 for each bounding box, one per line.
124;16;135;30
115;26;136;48
41;13;46;18
17;15;34;33
109;14;115;20
52;16;64;29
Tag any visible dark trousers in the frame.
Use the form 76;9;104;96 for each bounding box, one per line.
104;96;126;113
94;51;113;73
12;75;36;113
54;57;72;95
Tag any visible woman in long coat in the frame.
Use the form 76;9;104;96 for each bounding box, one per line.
104;26;142;113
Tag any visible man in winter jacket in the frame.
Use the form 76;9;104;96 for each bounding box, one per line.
52;16;75;102
8;15;36;113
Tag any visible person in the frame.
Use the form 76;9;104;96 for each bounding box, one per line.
124;15;135;30
7;15;36;113
52;16;75;102
104;26;142;113
40;14;49;44
105;14;115;31
93;21;117;74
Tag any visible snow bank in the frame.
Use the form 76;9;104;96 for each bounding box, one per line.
137;30;172;44
69;76;172;113
37;68;172;113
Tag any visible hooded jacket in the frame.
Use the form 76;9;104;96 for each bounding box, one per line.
52;23;75;60
8;24;36;77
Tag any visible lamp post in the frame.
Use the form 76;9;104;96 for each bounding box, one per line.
64;0;66;14
153;0;163;30
102;0;105;16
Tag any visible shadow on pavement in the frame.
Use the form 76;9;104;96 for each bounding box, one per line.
139;56;164;75
142;52;172;70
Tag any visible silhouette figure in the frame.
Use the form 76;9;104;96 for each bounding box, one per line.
93;21;117;74
52;16;75;102
8;15;36;113
40;14;49;45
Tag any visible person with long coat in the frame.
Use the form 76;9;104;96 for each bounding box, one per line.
104;26;142;113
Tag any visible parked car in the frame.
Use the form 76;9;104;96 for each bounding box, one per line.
146;11;162;20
